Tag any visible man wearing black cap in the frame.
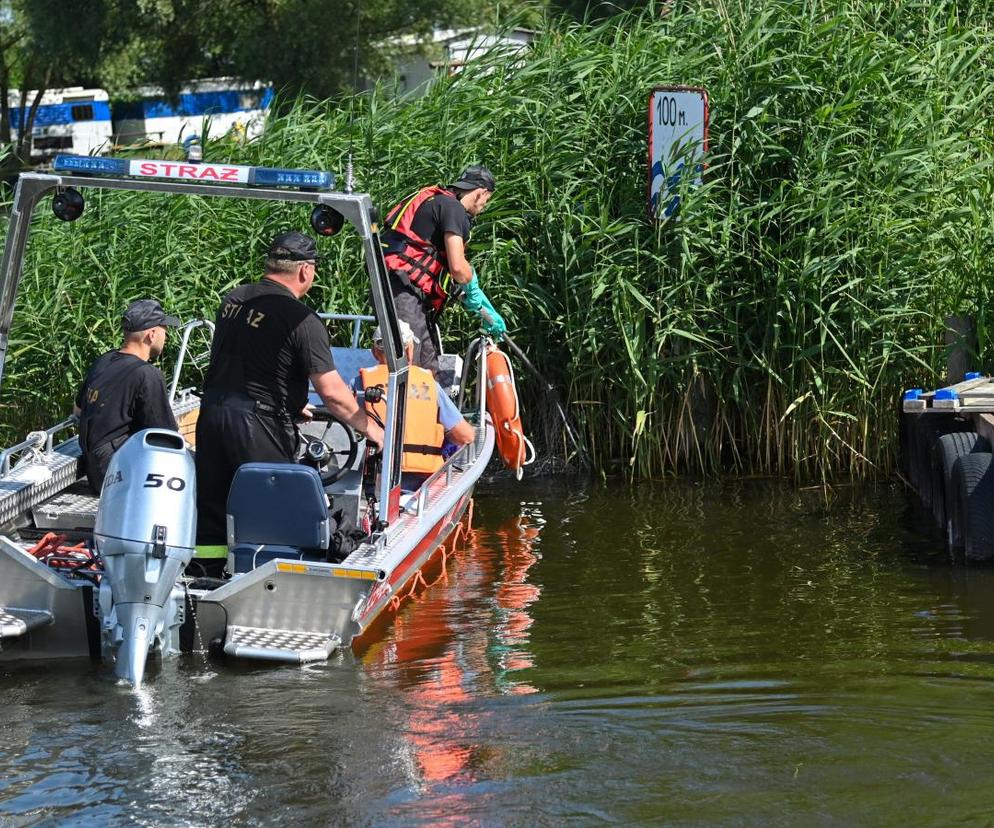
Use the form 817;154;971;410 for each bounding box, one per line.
194;230;385;546
74;299;181;492
380;164;507;375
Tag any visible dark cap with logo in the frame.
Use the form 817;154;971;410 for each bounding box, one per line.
122;299;181;333
450;164;496;193
268;230;322;262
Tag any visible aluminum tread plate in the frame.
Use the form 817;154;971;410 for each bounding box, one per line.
0;607;54;638
345;471;463;570
223;624;337;664
33;489;101;530
0;449;81;527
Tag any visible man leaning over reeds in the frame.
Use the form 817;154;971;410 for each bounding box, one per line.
380;165;507;375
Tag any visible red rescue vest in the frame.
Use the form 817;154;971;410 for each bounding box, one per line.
381;186;457;315
360;363;446;476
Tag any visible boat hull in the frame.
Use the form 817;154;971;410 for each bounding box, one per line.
193;424;494;661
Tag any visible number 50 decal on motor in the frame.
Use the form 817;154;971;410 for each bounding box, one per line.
144;473;187;491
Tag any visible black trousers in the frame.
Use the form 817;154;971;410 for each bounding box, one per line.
194;396;297;545
82;433;128;493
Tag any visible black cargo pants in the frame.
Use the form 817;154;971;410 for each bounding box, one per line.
82;433;129;493
194;393;298;545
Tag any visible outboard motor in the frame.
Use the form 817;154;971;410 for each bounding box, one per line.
93;428;196;688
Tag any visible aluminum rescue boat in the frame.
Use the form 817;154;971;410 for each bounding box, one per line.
0;155;496;687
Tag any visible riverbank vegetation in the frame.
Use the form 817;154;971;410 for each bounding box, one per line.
4;0;994;479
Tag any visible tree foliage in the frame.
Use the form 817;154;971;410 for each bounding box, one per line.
0;0;539;162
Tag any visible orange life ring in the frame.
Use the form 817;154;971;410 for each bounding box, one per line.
485;345;534;478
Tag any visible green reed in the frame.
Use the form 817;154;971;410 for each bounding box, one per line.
2;0;993;480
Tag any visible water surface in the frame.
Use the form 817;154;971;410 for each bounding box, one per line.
2;479;992;826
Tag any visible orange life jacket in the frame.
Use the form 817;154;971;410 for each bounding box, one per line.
360;363;446;475
381;186;456;315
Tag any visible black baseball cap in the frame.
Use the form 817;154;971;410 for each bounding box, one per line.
268;230;322;261
450;164;496;193
122;299;180;333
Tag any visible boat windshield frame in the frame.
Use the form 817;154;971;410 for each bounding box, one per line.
0;169;411;525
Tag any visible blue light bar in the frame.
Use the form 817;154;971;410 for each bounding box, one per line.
250;168;333;189
52;155;335;191
934;388;959;401
53;155;129;175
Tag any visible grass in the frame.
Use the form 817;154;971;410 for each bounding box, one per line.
2;0;993;481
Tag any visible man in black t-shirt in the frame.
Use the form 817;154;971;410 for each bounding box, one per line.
194;230;384;545
381;165;506;375
75;299;181;492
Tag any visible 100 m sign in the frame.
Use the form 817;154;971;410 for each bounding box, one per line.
647;86;709;219
654;94;689;127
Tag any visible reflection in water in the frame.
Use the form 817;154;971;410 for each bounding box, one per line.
8;480;994;824
491;504;544;693
359;501;545;790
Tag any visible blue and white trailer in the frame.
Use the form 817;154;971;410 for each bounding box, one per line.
112;78;274;147
8;87;113;159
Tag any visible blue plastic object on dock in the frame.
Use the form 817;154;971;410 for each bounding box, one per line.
903;389;923;400
935;388;959;401
965;371;981;380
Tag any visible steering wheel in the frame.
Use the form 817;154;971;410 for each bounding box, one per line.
299;408;360;486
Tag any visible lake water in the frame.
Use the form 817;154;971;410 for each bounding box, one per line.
2;479;993;826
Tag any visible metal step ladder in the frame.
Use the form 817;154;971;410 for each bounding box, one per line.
223;624;339;664
0;607;54;639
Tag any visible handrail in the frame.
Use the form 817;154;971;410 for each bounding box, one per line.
168;319;215;403
317;312;376;348
0;416;78;475
44;416;77;451
168;314;374;404
0;433;44;475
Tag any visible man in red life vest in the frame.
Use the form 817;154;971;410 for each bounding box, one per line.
380;165;506;376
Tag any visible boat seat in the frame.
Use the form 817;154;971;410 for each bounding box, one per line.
307;348;378;403
308;348;463;402
226;463;331;574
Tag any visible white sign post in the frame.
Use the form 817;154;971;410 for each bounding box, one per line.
648;86;709;219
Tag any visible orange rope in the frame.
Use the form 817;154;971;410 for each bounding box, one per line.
28;532;64;556
387;498;475;613
27;532;98;571
389;568;428;612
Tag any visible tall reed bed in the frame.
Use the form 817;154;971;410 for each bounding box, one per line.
3;0;993;479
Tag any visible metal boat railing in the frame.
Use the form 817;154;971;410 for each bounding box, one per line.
166;314;375;404
318;312;376;348
0;416;77;474
168;319;215;403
